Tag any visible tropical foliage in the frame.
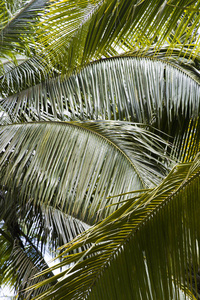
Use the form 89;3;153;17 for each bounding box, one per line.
1;0;200;299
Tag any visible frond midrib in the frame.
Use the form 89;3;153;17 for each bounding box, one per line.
0;121;146;187
84;162;199;298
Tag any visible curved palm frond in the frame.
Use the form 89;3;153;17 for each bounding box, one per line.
2;55;200;122
43;206;90;248
1;55;199;162
0;224;14;289
0;0;99;99
36;0;200;74
1;1;200;107
29;154;200;300
2;1;200;102
0;190;90;297
0;121;170;224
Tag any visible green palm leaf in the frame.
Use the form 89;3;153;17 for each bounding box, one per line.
0;121;169;224
0;192;89;297
2;0;200;96
0;0;49;57
29;155;200;300
43;206;90;247
2;55;200;123
37;0;200;74
5;240;55;300
2;55;199;162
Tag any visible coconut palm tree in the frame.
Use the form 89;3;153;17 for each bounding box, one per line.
1;0;200;299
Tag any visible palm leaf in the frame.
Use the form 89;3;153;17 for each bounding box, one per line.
43;206;90;247
0;0;53;98
0;0;49;56
0;224;14;288
0;220;55;300
1;181;89;255
36;0;200;74
1;55;199;162
0;121;170;225
0;191;89;297
2;55;200;123
6;240;55;300
29;154;200;300
2;0;199;88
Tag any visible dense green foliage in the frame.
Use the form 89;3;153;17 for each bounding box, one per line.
1;1;200;299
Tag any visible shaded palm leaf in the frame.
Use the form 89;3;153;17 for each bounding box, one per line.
6;240;55;300
29;155;200;300
0;0;53;99
0;221;55;300
0;121;170;224
0;0;49;57
0;191;90;297
2;0;200;97
1;180;89;257
0;224;14;289
43;206;90;248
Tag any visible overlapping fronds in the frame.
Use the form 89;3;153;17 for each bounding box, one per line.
2;56;200;124
0;194;90;297
0;0;53;104
28;155;200;300
43;207;90;248
0;121;170;225
4;240;55;300
2;0;200;99
0;0;49;57
36;0;200;74
0;224;14;288
2;55;199;162
0;219;55;299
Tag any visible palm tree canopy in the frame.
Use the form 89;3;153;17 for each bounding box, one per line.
1;0;200;299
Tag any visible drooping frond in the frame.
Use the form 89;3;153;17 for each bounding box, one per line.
1;55;199;162
5;240;55;300
2;56;200;123
2;1;200;110
0;219;56;300
29;154;200;300
43;206;90;248
0;188;91;296
0;0;55;108
36;0;200;74
0;121;170;224
0;224;14;289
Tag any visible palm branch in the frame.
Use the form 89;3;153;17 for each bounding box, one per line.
28;155;200;300
0;121;170;225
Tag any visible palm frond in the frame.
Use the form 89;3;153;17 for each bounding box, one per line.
5;240;55;300
0;121;170;224
36;0;200;74
1;181;89;254
2;55;200;123
43;206;90;248
0;0;50;56
29;154;200;300
0;221;55;300
0;0;53;99
1;55;199;162
0;225;14;288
